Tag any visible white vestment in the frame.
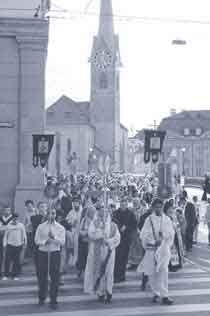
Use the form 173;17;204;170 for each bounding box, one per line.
138;213;174;297
84;216;120;295
66;207;82;265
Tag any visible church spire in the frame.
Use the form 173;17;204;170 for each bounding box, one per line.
98;0;115;45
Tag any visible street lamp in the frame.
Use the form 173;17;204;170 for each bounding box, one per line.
181;147;186;176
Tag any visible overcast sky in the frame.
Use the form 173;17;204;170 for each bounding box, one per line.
46;0;210;132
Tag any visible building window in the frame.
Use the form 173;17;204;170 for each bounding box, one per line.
185;168;190;177
99;72;108;89
196;167;202;177
79;112;86;119
48;111;54;117
195;128;202;136
67;138;71;155
183;128;190;136
65;112;71;118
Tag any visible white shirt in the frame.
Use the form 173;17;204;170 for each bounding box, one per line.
0;215;13;233
35;221;65;252
3;222;27;247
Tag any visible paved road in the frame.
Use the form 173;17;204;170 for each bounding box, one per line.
1;244;210;316
1;186;210;316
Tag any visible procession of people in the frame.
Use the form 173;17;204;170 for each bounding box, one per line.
0;171;205;310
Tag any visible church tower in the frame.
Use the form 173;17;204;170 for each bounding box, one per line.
90;0;121;168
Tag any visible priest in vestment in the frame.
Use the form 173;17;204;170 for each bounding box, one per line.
138;198;175;305
84;203;120;303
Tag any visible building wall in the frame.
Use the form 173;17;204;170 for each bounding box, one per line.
90;35;121;167
91;76;118;160
47;125;95;175
159;111;210;178
163;133;210;177
120;126;128;172
46;96;90;126
0;0;49;18
0;18;49;211
0;38;19;206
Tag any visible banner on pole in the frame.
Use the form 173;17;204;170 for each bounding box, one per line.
144;129;166;164
33;134;54;168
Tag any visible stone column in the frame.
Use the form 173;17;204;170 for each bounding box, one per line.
14;34;49;220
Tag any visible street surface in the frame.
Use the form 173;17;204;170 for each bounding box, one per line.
1;250;210;316
1;187;210;316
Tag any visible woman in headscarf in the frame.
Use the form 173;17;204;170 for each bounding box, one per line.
84;202;120;303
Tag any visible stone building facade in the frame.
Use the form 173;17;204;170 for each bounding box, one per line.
0;2;49;213
0;0;50;18
46;0;128;175
159;110;210;177
46;96;95;175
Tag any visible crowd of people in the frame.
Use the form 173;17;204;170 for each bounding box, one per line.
0;172;205;310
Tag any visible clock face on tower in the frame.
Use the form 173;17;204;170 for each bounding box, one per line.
93;49;112;70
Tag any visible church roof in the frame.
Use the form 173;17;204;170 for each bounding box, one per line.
159;110;210;135
46;95;91;126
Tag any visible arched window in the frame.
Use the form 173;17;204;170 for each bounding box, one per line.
67;138;71;155
99;72;108;89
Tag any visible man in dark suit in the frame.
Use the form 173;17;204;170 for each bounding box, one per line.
184;201;197;252
60;185;73;217
113;198;137;283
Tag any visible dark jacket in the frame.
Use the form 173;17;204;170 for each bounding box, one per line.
60;196;73;217
184;202;197;226
113;208;137;244
138;209;152;231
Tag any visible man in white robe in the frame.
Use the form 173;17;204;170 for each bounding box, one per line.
84;203;120;303
139;198;175;305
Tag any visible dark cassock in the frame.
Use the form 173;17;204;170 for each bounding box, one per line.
184;201;197;252
60;186;73;217
113;199;137;283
